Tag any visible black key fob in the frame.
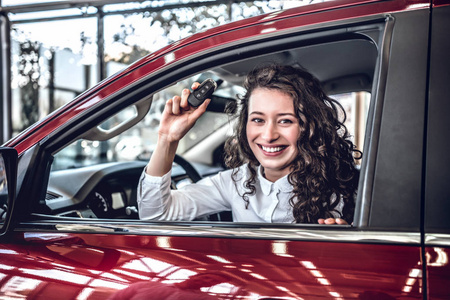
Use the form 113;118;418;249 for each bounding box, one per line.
187;79;217;107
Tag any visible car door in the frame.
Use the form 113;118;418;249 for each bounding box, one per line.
0;1;436;299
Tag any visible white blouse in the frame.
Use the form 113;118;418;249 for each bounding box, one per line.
137;164;296;223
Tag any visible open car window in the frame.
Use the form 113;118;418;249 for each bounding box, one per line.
42;21;381;223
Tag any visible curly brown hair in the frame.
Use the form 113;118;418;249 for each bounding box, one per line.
224;64;361;224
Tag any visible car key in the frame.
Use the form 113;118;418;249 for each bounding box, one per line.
187;78;217;107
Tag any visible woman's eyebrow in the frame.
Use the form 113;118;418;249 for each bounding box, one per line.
278;112;296;117
249;111;264;115
249;111;296;117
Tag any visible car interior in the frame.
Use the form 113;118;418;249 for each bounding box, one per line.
40;25;381;223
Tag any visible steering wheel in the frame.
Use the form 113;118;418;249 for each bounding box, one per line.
173;154;202;183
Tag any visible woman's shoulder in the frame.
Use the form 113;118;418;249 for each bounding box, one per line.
210;163;253;184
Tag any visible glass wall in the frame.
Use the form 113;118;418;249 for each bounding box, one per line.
2;1;326;140
11;18;98;134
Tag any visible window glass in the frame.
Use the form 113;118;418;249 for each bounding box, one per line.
333;92;371;155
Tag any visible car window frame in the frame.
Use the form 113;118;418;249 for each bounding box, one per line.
15;14;396;234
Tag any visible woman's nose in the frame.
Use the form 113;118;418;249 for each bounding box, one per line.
261;123;279;142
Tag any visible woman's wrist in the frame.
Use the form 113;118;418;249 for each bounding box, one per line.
146;135;179;176
157;132;179;150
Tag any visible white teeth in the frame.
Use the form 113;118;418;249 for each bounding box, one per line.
261;146;283;153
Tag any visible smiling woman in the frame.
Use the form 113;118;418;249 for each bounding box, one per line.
246;88;301;182
138;64;360;224
227;65;360;224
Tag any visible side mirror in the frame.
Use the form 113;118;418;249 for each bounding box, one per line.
0;147;18;236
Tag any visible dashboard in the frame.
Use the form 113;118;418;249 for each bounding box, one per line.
44;160;224;219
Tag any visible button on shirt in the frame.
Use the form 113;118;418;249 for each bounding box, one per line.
137;164;295;223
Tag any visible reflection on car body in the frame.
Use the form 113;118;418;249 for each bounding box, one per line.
1;0;450;299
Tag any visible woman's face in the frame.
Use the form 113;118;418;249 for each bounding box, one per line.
246;88;301;182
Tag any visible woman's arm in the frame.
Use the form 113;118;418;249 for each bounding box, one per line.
146;83;210;177
138;169;232;221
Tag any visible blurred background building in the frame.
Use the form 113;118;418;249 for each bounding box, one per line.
0;0;324;144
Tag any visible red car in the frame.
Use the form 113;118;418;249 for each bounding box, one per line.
1;0;449;298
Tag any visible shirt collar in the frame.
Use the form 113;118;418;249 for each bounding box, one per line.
257;166;293;196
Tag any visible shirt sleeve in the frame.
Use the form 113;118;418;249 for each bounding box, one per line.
137;168;233;221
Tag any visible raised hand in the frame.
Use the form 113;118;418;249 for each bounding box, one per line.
146;82;210;177
159;83;210;143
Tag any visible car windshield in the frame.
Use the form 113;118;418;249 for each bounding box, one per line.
51;72;243;171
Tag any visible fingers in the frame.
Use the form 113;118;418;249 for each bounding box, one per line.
335;218;349;225
167;82;207;114
324;218;336;225
191;98;211;119
317;218;349;225
163;98;174;116
164;92;209;121
181;82;201;109
171;95;182;115
167;91;190;115
180;89;190;110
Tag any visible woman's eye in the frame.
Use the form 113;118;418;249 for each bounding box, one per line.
251;118;264;123
280;119;294;124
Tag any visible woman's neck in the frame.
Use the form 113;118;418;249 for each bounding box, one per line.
261;167;290;182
